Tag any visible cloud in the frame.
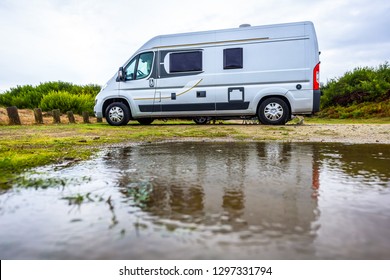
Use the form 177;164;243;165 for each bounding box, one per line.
1;0;389;91
312;0;390;81
0;0;126;89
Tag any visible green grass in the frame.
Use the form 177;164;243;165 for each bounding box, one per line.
0;122;245;187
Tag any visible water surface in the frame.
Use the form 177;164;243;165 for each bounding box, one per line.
0;142;389;259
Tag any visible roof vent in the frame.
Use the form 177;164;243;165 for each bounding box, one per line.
239;23;251;28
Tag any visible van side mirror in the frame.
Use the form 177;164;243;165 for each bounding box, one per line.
116;67;126;82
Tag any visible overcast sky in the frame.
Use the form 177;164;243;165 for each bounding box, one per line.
0;0;389;92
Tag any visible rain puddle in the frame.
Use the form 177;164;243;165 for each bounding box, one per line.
0;142;389;259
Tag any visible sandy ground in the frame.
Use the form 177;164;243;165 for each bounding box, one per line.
248;123;390;144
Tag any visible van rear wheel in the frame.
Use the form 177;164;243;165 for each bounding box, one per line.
258;97;290;125
105;102;130;126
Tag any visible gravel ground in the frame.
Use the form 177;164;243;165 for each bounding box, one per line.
1;108;389;144
272;123;390;144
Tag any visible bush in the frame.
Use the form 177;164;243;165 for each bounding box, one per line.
321;62;390;108
0;84;43;108
318;99;390;119
0;81;100;111
40;91;94;114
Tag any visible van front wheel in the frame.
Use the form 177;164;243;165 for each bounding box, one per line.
258;97;290;125
105;102;130;126
193;116;211;125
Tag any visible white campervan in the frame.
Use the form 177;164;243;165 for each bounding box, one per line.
94;21;320;125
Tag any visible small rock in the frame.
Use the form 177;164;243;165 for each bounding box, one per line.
92;136;100;140
78;139;87;143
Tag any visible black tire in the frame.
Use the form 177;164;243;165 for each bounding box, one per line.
137;118;154;125
193;116;210;125
105;102;130;126
258;97;290;125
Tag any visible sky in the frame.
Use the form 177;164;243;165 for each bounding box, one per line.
0;0;389;92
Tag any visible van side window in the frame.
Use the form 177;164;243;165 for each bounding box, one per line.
169;51;202;73
223;48;243;69
124;52;154;80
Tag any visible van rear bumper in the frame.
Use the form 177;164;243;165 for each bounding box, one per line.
313;90;321;113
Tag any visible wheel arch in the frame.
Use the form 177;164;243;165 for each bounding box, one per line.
256;95;292;118
102;98;132;118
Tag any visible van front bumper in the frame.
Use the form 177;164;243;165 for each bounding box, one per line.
94;111;103;118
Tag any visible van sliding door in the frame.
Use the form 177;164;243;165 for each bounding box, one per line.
152;49;216;117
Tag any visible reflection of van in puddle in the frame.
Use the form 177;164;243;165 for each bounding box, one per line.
94;21;320;126
112;142;319;237
106;142;321;258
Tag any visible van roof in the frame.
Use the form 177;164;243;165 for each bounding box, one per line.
137;21;314;51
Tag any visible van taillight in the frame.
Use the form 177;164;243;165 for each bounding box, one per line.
313;63;320;90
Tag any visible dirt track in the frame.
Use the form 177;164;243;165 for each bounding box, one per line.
1;108;389;144
255;123;390;144
177;123;390;144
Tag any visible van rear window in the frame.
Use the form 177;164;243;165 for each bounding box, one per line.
170;51;202;73
223;48;243;69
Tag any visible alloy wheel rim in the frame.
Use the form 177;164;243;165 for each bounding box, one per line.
264;103;283;121
108;106;124;123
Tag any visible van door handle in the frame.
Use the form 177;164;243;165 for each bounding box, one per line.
149;78;155;88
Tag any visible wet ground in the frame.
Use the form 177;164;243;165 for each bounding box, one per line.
0;142;389;259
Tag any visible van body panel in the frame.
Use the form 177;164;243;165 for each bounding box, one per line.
94;21;320;124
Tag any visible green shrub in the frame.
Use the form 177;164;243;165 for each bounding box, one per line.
0;81;100;110
318;100;390;119
321;62;390;108
0;84;43;108
77;94;95;114
39;91;94;114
